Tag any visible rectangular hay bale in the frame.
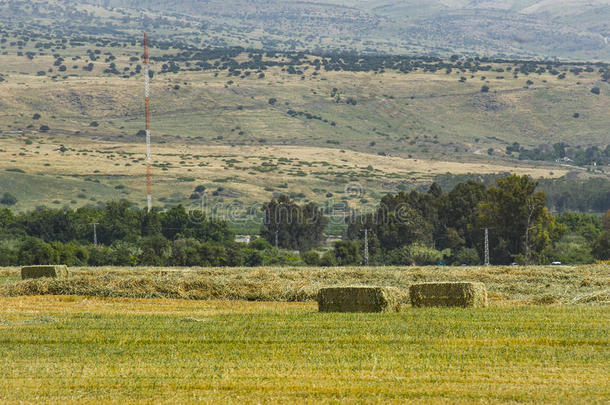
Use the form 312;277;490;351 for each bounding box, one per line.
317;286;400;313
409;282;487;308
21;265;69;280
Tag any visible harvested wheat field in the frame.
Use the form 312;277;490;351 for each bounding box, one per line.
1;265;608;304
0;265;608;403
0;295;608;404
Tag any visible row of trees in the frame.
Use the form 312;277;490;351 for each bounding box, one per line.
343;175;608;265
0;175;608;266
0;200;233;245
258;175;607;265
507;142;610;167
2;236;288;268
341;176;552;265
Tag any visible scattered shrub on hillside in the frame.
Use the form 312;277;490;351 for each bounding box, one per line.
0;193;17;206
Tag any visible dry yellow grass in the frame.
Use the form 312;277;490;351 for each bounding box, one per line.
0;295;309;316
0;135;569;177
1;265;608;305
0;132;569;211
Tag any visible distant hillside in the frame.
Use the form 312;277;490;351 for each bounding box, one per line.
0;0;608;213
1;0;609;60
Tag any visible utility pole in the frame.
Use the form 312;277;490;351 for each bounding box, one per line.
363;228;369;266
484;227;490;266
92;222;99;246
143;32;152;212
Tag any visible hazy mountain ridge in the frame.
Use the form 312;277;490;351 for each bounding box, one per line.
1;0;608;59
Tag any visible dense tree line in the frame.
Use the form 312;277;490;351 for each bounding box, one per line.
261;195;328;251
344;175;606;265
0;201;242;266
0;176;607;267
506;142;610;167
433;174;610;214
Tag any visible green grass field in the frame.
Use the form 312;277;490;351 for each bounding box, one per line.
0;296;608;403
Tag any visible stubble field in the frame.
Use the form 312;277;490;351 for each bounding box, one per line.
0;265;608;403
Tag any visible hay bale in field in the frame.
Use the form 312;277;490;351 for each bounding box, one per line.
409;282;487;308
21;265;69;280
317;286;400;313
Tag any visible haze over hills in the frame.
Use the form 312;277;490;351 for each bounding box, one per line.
1;0;610;59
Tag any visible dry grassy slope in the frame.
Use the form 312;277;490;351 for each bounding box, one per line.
0;132;568;212
0;46;608;210
1;58;607;149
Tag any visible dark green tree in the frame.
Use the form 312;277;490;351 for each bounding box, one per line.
98;200;140;244
53;241;89;266
170;238;201;266
139;209;162;237
140;235;170;265
333;241;360;266
437;180;487;251
479;175;561;264
18;237;60;265
160;205;190;240
243;248;264;266
592;211;610;260
592;231;610;260
261;195;327;251
18;208;78;243
301;251;320;265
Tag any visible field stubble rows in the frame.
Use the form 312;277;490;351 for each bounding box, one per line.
0;294;608;403
1;265;608;304
0;265;608;403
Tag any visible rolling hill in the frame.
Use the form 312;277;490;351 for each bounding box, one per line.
1;0;609;59
0;0;608;216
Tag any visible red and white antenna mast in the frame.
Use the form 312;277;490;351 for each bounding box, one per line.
143;32;152;212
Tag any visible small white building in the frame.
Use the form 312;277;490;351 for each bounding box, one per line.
235;235;252;244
